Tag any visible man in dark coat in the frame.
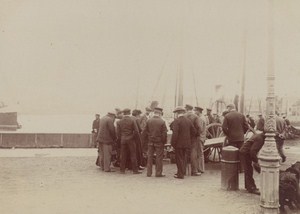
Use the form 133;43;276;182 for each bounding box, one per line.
131;109;145;169
96;111;117;172
139;107;152;154
184;104;201;176
117;108;141;174
92;114;100;148
240;133;265;195
171;106;196;179
256;114;265;132
142;107;168;177
222;103;249;149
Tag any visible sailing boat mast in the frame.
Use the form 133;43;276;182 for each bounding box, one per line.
177;64;183;106
240;30;247;114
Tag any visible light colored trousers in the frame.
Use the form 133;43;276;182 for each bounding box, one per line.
102;144;113;172
197;140;205;173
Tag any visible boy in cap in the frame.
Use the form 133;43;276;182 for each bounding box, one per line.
142;107;168;177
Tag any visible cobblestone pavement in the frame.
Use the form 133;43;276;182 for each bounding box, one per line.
1;140;300;214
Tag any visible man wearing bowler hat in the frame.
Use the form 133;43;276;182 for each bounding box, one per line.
117;108;141;174
171;106;196;179
142;107;168;177
184;104;201;176
194;106;206;173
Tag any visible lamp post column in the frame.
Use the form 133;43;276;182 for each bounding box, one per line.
258;1;280;213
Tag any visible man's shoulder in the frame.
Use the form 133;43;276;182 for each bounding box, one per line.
226;111;244;118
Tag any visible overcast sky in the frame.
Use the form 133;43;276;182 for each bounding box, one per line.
1;0;300;114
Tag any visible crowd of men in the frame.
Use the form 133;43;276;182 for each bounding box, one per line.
92;103;289;193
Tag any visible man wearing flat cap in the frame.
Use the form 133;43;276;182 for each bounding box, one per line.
184;104;201;176
142;107;168;177
205;108;214;125
171;106;196;179
96;111;117;172
222;103;249;149
194;107;206;173
117;108;141;174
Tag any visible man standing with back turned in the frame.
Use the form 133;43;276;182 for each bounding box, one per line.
117;108;141;174
184;104;201;176
142;107;168;177
222;103;249;149
171;106;196;179
96;111;117;172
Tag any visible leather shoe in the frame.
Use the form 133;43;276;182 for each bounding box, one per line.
139;166;145;170
248;188;260;195
282;157;286;163
191;172;201;176
174;175;184;179
155;174;166;177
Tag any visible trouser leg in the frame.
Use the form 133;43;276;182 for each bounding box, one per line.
198;140;205;172
103;144;113;172
155;144;164;176
240;141;256;190
147;145;154;176
128;141;138;172
175;148;185;178
120;144;128;172
96;143;104;169
190;141;198;174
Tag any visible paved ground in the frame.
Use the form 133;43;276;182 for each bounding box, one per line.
1;140;300;214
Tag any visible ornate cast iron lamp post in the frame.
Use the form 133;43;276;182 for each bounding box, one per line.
258;1;280;213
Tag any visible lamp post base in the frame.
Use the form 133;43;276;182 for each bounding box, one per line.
258;134;280;214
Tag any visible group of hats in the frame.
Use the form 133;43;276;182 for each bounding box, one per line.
173;104;205;113
108;106;164;115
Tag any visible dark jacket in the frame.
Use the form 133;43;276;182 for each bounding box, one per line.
139;114;149;131
184;111;200;139
117;115;137;144
97;115;116;144
222;110;248;142
142;115;168;145
171;115;196;149
256;118;265;131
92;118;100;133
